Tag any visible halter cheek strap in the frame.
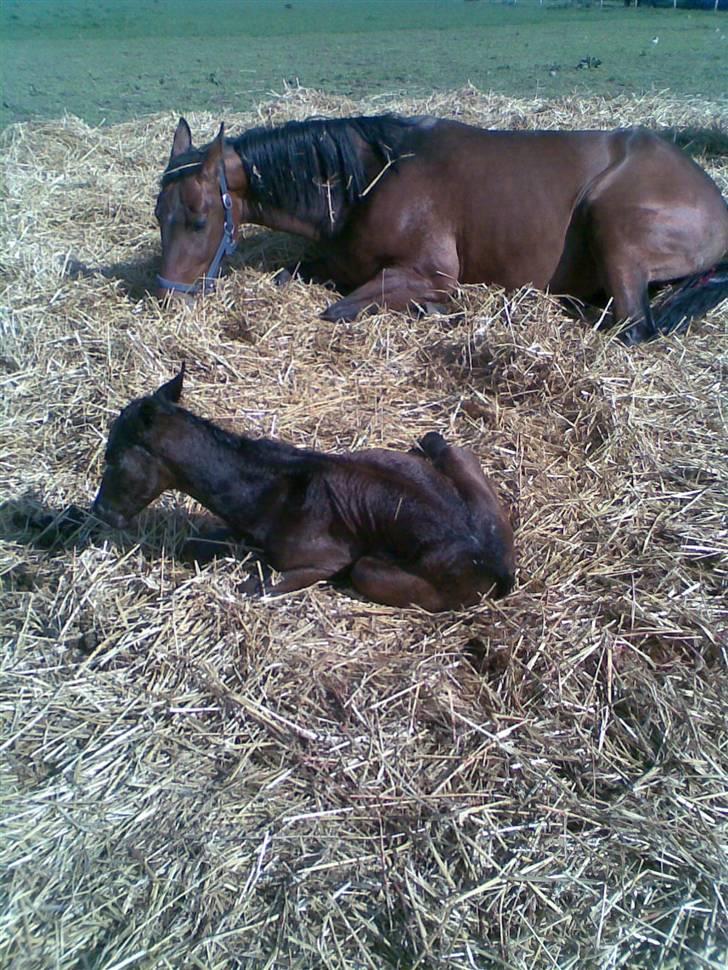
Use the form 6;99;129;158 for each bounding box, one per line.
156;163;238;295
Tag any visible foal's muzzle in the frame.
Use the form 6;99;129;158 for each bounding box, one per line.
494;570;516;598
91;496;130;530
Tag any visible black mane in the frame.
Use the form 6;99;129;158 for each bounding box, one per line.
162;114;421;237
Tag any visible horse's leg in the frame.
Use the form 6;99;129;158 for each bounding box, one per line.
582;131;728;344
243;563;339;597
274;256;337;288
246;533;353;597
598;257;657;345
320;264;458;322
349;556;449;611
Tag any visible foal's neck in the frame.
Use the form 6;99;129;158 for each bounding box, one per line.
153;408;305;528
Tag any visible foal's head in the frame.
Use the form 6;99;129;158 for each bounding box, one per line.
155;120;242;299
92;368;185;528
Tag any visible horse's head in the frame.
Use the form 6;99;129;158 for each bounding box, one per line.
92;367;185;528
155;120;242;300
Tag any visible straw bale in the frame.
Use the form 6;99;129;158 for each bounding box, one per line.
1;87;727;969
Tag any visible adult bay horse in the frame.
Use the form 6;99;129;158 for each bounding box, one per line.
92;367;515;611
155;115;728;344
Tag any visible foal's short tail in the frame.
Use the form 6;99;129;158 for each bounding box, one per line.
653;261;728;335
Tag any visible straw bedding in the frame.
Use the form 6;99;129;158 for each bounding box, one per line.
1;87;726;969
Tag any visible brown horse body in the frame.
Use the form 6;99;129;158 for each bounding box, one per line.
92;369;515;612
155;115;728;343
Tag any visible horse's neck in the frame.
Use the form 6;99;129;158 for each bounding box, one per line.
229;137;365;240
241;200;324;241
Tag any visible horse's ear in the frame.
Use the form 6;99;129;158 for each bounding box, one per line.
154;363;185;404
199;123;225;181
170;117;192;162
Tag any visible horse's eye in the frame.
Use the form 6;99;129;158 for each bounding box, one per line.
191;217;207;232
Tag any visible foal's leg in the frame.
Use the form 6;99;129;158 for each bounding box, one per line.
350;556;450;611
245;535;353;597
320;265;458;322
242;563;340;597
181;526;237;565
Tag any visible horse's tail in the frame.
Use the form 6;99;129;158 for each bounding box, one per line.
653;261;728;335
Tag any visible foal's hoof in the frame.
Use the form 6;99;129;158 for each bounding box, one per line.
240;564;272;597
181;534;234;566
29;503;92;549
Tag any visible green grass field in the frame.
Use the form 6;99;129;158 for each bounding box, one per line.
1;0;726;128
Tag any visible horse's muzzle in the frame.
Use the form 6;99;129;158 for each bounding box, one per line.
155;278;198;304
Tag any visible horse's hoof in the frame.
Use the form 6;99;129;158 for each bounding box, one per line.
320;301;358;322
273;268;293;287
181;535;232;565
63;257;94;279
413;301;448;318
240;574;261;596
619;321;653;346
158;289;195;308
240;566;270;597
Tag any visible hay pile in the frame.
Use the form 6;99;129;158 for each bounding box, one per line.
1;88;726;969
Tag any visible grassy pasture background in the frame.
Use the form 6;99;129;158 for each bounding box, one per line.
1;0;727;129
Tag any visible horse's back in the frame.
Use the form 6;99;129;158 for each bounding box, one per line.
575;127;728;286
378;120;727;292
327;448;471;537
364;122;627;289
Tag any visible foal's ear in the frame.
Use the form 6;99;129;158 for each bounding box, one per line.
199;123;226;182
170;117;193;162
154;363;185;404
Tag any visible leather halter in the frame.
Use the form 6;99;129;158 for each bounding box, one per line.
156;162;237;295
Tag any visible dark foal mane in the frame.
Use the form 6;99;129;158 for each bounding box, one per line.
162;115;420;237
112;396;319;470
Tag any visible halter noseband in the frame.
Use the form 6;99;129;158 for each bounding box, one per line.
156;162;237;295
